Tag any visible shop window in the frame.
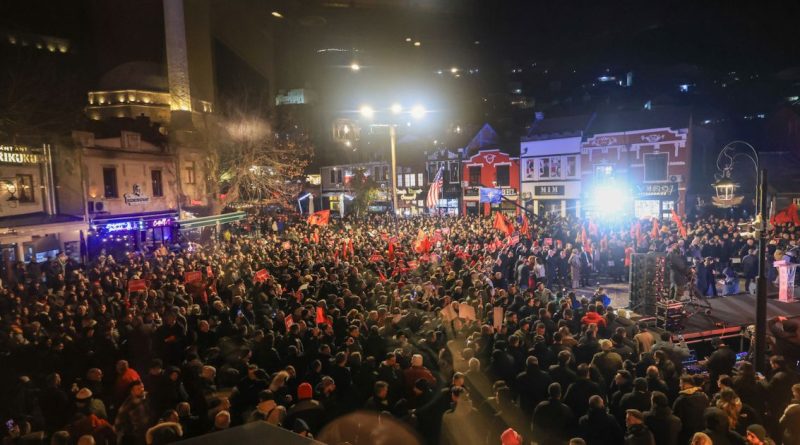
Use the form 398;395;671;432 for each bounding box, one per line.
594;164;613;181
103;167;118;198
151;170;163;197
449;161;460;183
184;162;196;184
496;165;510;186
16;174;34;203
644;153;668;182
469;166;481;186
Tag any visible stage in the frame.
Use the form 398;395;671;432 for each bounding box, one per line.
675;293;800;340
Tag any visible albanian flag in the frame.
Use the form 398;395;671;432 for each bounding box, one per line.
307;210;330;226
493;212;514;236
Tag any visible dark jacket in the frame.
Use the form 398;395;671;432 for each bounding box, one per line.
620;390;651;414
644;406;681;445
702;407;745;445
564;378;601;417
672;387;709;444
514;364;551;414
624;424;656;445
532;398;574;445
578;407;625;445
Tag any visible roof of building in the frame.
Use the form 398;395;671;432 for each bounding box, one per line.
0;213;84;229
584;107;692;136
98;61;168;92
523;114;595;140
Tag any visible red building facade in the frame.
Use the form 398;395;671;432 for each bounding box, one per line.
462;149;520;216
580;126;691;219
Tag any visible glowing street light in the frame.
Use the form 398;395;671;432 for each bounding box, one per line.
271;11;284;18
350;62;361;72
414;41;421;47
450;67;459;74
410;105;426;119
390;103;403;114
405;37;412;42
359;105;375;119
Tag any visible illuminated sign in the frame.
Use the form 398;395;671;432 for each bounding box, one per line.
635;183;677;198
0;145;42;164
106;221;140;232
152;217;171;227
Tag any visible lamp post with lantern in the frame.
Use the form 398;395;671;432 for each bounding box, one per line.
712;140;769;373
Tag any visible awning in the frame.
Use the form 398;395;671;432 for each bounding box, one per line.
177;211;247;230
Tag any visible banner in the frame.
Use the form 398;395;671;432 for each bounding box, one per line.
459;304;477;321
185;271;202;284
493;306;504;330
127;279;148;292
254;269;270;283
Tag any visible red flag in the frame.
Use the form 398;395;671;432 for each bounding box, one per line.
284;314;294;330
307;210;330;226
588;220;599;237
651;218;660;238
771;202;800;226
254;269;270;283
388;241;395;261
369;253;384;262
493;212;513;236
312;230;320;244
671;209;687;237
520;214;530;237
581;227;588;247
414;230;431;254
206;266;214;278
316;307;326;324
347;238;354;256
378;271;387;282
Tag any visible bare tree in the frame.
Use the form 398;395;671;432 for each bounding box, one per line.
202;105;313;215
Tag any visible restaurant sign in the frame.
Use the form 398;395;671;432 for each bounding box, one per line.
0;145;42;164
635;183;678;198
123;184;150;206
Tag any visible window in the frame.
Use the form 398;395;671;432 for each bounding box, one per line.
16;174;34;203
469;166;481;186
594;165;613;178
337;170;343;183
184;162;196;184
496;165;510;186
417;173;423;186
449;161;460;183
566;156;577;177
397;174;403;187
539;158;550;178
151;170;163;197
382;166;389;181
330;169;336;184
405;174;416;187
103;167;118;198
644;153;668;182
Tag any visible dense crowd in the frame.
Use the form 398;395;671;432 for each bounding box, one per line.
1;212;800;445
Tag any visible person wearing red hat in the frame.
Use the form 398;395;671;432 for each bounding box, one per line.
500;428;522;445
284;382;324;436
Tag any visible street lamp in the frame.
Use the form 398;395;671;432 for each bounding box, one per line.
350;62;361;72
713;140;768;372
358;103;426;216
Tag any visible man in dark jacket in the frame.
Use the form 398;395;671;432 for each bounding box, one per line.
549;350;578;392
620;378;652;415
625;409;656;445
741;249;757;293
285;382;324;435
672;375;709;445
702;407;745;445
532;383;574;445
644;391;681;445
578;395;624;445
667;246;689;300
564;364;601;418
514;356;551;415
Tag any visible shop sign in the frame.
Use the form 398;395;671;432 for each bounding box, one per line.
535;185;565;196
0;145;42;164
123;184;150;205
635;183;677;198
105;221;142;232
501;187;517;196
152;217;171;227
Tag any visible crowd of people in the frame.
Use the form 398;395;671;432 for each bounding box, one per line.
1;210;800;445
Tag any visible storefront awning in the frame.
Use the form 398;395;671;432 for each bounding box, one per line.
177;211;247;230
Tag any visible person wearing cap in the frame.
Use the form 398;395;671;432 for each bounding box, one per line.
75;387;107;420
284;382;324;435
591;339;623;386
68;389;116;445
625;409;655;445
144;410;183;445
745;424;773;445
114;380;151;445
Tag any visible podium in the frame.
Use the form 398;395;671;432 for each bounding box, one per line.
773;260;799;302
